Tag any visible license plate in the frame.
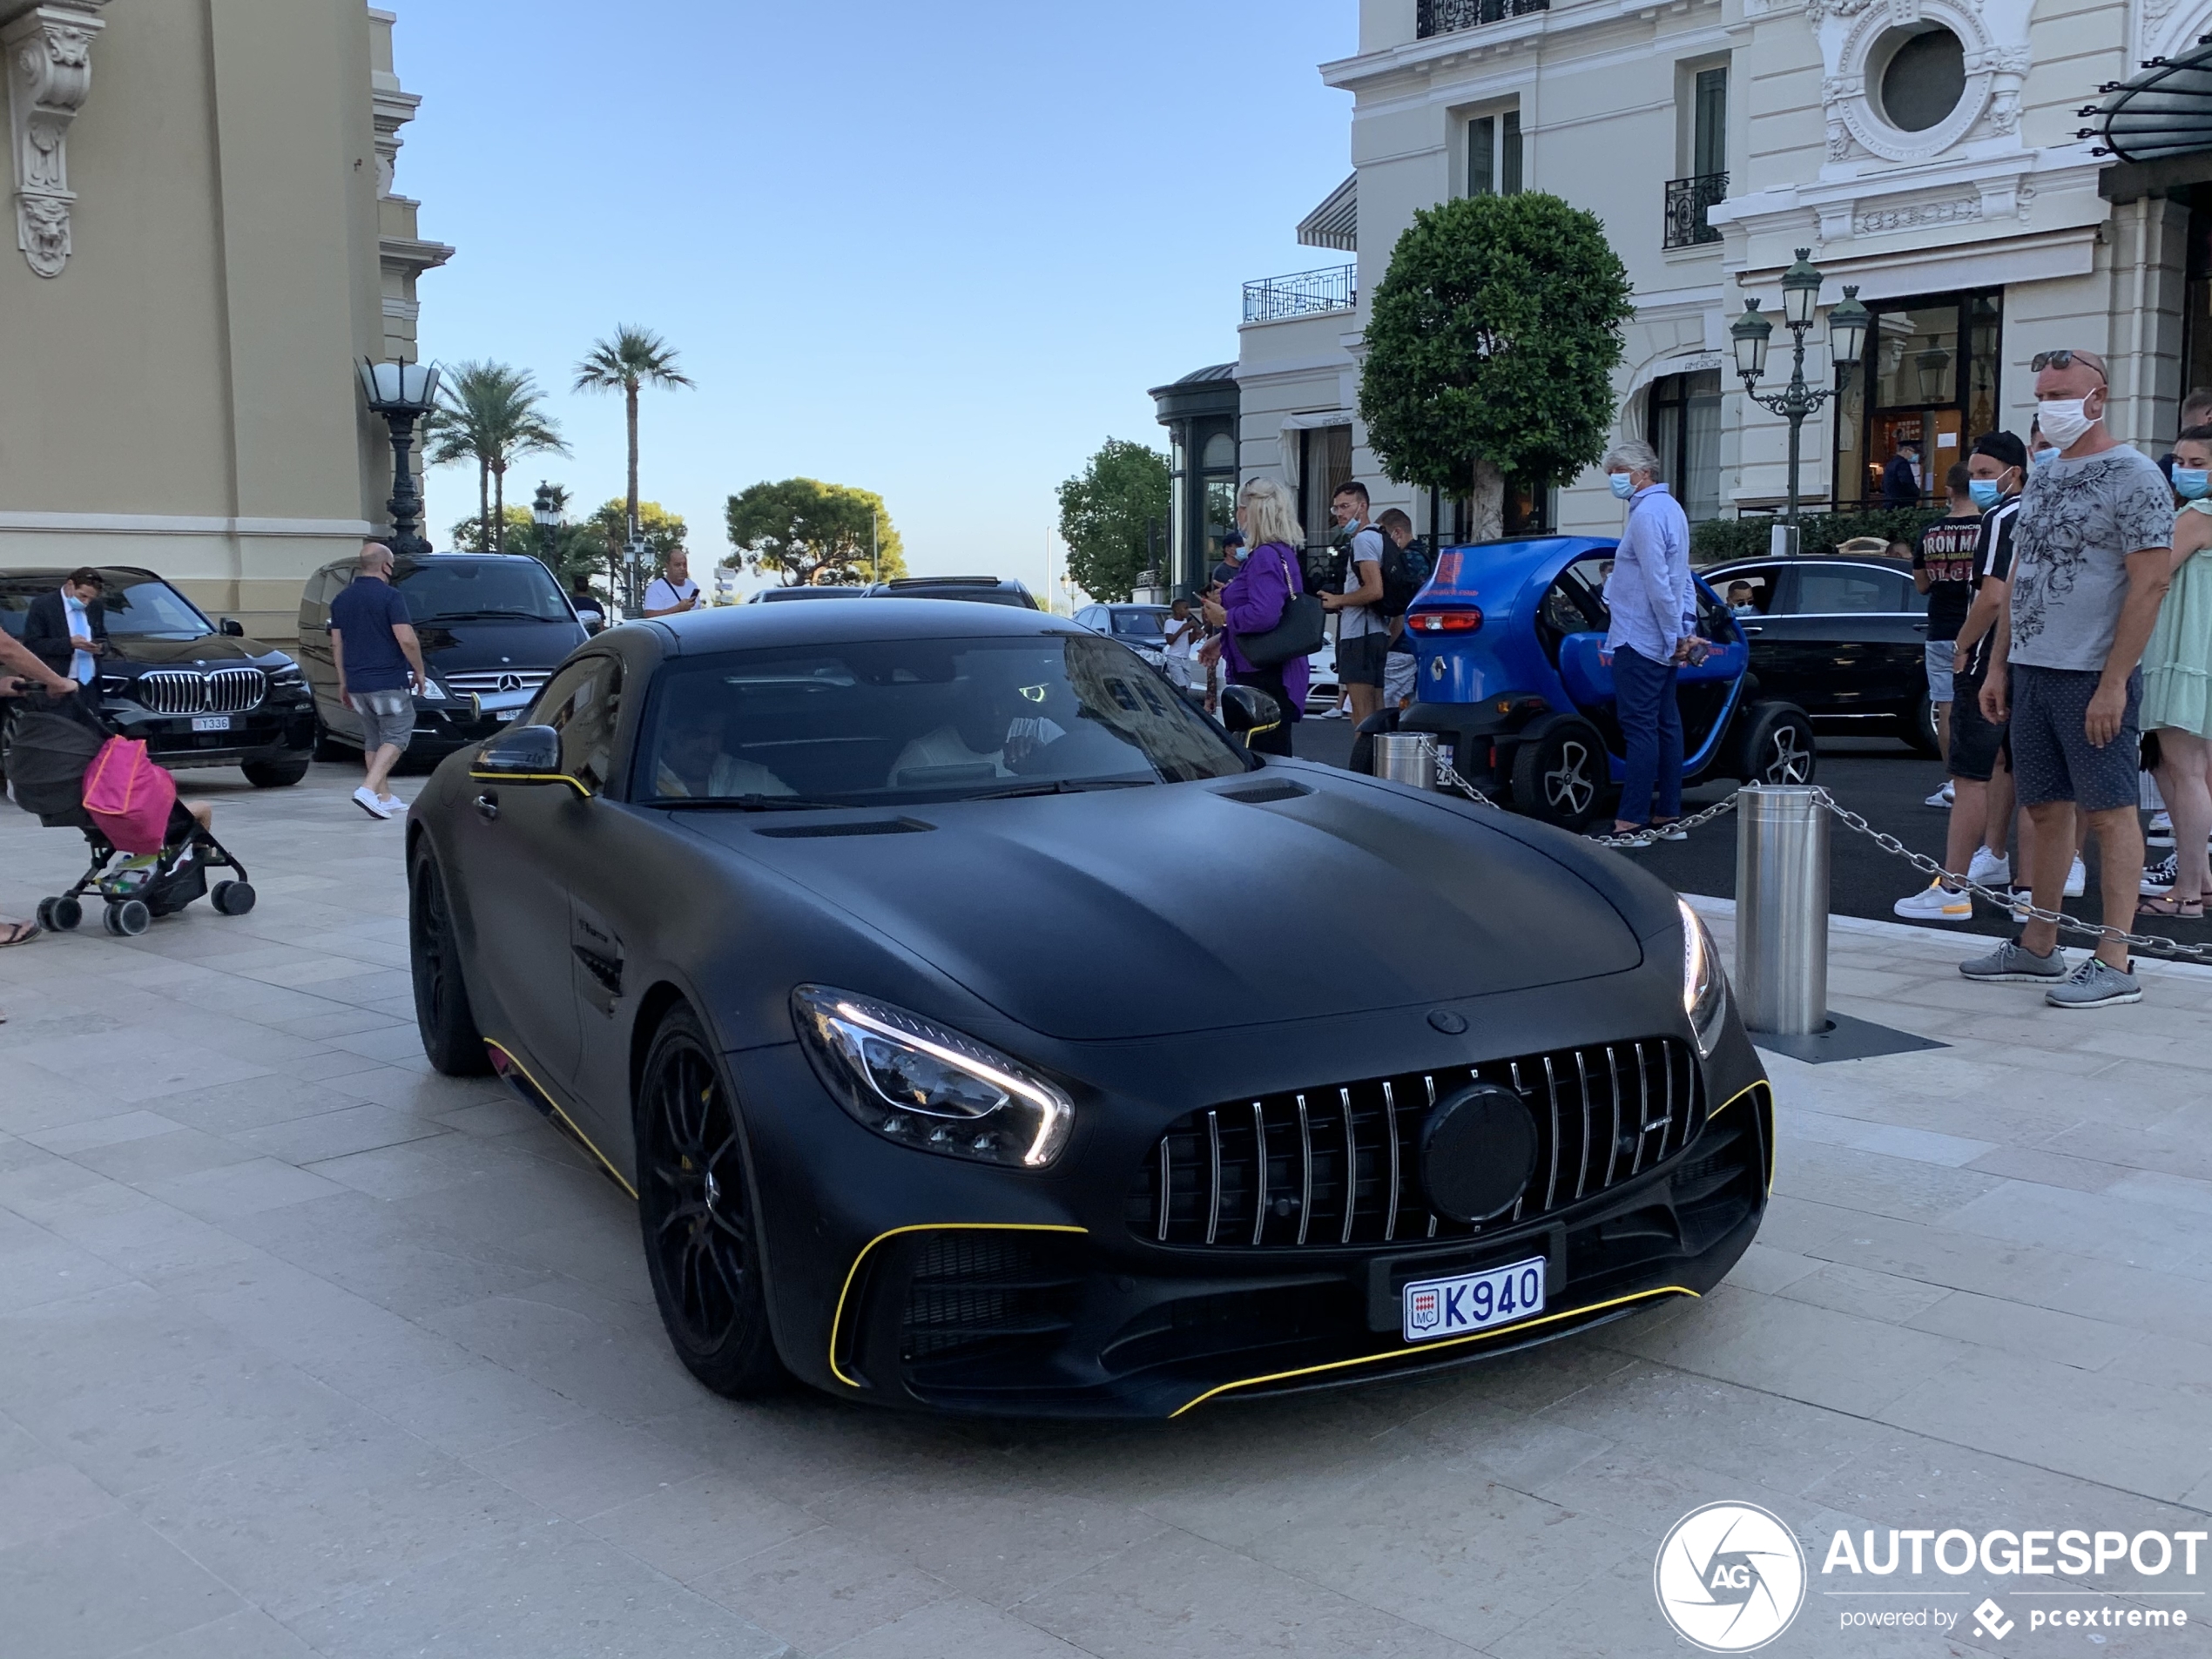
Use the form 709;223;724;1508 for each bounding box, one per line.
1402;1255;1546;1344
191;715;231;732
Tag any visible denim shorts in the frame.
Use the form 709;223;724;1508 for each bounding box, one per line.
1924;639;1955;705
2008;664;2140;813
350;688;416;753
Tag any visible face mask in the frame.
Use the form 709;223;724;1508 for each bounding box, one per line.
1608;473;1636;501
2037;397;2100;450
1966;478;2004;509
2176;467;2211;500
1228;544;1249;563
2033;447;2060;468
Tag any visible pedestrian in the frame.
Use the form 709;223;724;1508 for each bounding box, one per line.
1598;440;1695;839
1200;478;1311;756
568;574;606;631
0;631;81;969
1895;434;2027;921
21;567;108;685
1883;438;1924;507
327;541;428;821
1912;462;1985;803
641;548;700;617
1968;347;2175;1006
2030;415;2058;470
1377;509;1421;711
1163;596;1204;694
2137;422;2212;918
1321;482;1389;726
1726;581;1757;616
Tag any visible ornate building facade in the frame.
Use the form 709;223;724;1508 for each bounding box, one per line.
0;1;448;637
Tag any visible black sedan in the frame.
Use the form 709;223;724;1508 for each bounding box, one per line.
1703;555;1938;753
404;601;1772;1417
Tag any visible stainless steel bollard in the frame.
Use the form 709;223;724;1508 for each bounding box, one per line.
1735;785;1828;1035
1373;732;1437;788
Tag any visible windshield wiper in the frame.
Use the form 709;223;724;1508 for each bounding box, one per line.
425;609;548;622
960;778;1157;800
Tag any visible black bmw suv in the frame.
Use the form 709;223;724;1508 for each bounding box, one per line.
0;566;314;786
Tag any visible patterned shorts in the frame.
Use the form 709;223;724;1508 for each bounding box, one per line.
2007;664;2140;813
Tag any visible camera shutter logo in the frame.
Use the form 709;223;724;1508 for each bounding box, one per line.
1653;1501;1807;1652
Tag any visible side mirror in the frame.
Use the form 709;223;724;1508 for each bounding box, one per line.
219;617;245;637
1218;685;1283;736
583;616;605;636
474;725;561;776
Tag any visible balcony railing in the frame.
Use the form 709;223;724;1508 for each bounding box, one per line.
1418;0;1549;37
1663;172;1729;249
1243;264;1357;324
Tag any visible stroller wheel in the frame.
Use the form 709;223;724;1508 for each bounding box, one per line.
211;880;256;916
41;896;82;932
103;898;151;937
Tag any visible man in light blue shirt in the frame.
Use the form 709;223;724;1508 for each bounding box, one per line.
1601;440;1696;836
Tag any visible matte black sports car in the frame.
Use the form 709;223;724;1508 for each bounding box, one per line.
405;600;1772;1417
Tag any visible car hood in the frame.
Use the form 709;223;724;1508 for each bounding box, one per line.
409;619;587;666
106;635;277;666
679;770;1643;1042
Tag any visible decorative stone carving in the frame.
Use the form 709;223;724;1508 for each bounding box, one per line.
3;0;106;277
1809;0;2016;166
1855;196;1982;234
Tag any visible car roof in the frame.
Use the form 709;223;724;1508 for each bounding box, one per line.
752;585;865;601
1705;555;1916;574
643;596;1089;655
0;565;167;583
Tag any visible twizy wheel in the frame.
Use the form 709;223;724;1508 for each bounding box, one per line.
637;1005;785;1398
1511;715;1607;827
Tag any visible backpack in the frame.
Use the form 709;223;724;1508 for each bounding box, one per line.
83;736;178;854
1379;535;1434;618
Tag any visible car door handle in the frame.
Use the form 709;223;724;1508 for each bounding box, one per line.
1912;622;1929;632
1740;624;1764;635
474;792;499;821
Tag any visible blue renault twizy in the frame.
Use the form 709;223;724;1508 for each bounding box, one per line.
1395;536;1817;828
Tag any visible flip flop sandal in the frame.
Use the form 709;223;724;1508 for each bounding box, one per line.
0;920;41;948
2137;894;2205;920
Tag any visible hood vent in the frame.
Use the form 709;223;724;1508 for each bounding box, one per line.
1216;780;1312;806
752;818;934;840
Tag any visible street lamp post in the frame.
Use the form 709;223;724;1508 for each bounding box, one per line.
530;481;563;570
1730;250;1870;532
356;358;442;557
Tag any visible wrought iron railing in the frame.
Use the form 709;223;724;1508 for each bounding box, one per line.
1243;264;1357;324
1663;172;1729;249
1418;0;1549;37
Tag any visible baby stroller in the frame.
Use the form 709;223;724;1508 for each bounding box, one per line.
4;697;255;937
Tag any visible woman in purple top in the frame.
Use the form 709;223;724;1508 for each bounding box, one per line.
1202;477;1311;756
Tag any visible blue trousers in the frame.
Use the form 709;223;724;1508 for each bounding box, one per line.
1613;644;1683;824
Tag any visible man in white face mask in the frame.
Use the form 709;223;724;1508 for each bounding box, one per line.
1972;347;2175;1008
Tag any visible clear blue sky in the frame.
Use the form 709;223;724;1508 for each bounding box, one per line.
398;0;1354;597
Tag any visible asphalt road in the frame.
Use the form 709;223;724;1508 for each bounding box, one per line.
1291;717;2212;962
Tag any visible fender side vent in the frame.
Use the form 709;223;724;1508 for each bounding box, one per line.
752;818;934;839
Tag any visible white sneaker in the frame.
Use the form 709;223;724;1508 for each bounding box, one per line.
1924;785;1953;808
2066;854;2087;899
1966;846;2010;887
379;793;406;816
2150;810;2173;833
1893;878;1973;922
352;786;392;820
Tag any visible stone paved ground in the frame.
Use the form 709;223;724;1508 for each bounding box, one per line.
3;764;2209;1658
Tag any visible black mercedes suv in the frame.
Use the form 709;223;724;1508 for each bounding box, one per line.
0;566;315;786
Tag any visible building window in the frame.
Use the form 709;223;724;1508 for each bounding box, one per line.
1467;108;1523;197
1298;426;1354;556
1649;370;1723;522
1664;64;1729;249
1875;25;1966;132
1833;287;2001;507
1693;67;1727;176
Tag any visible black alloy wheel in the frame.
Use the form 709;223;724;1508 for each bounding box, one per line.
1735;702;1818;786
1511;716;1606;827
637;1006;784;1398
409;852;491;1076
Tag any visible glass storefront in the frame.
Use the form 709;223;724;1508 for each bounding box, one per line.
1834;288;2001;507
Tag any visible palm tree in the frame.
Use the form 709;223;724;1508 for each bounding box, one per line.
423;362;569;550
573;326;695;549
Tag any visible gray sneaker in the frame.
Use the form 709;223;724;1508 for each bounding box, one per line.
2045;956;2142;1009
1959;939;2067;982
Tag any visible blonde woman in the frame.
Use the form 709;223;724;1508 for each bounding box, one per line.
1200;477;1311;755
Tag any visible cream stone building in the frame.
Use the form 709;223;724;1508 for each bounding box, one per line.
1218;0;2202;573
0;0;448;638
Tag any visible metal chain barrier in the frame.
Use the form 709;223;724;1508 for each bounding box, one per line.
1432;754;1740;848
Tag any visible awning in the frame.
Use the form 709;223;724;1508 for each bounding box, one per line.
2084;36;2212;163
1298;175;1357;252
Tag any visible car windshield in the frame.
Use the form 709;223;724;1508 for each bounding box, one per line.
640;634;1246;806
393;559;570;624
96;575;214;639
1109;608;1168;640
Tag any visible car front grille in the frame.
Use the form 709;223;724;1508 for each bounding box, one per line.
1127;1037;1702;1250
133;667;266;716
442;669;549;697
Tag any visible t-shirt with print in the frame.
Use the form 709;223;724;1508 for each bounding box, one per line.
1339;524;1387;640
2007;444;2173;672
1912;514;1982;641
1958;493;2021;679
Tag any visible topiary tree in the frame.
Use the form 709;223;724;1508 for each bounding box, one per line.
1359;192;1635;541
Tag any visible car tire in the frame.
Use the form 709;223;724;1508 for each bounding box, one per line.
1509;716;1607;828
636;1004;786;1399
1898;692;1940;756
241;758;311;788
408;850;493;1076
1734;701;1818;786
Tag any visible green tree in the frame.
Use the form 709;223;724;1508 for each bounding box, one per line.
447;505;533;553
1359;192;1634;540
1055;439;1170;603
497;484;615;597
725;479;907;587
583;498;686;610
573;326;694;549
421;361;568;552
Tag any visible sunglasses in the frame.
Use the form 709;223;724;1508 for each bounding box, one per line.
2030;349;2107;381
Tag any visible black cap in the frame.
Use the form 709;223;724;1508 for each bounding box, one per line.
1220;529;1245;550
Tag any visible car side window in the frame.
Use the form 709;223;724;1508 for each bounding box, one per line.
528;656;624;792
1789;565;1908;615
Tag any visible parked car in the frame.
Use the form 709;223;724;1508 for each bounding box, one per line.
1399;536;1817;826
862;575;1040;609
404;598;1770;1416
752;585;865;602
1702;554;1937;753
1073;603;1172;669
296;552;589;763
0;565;314;786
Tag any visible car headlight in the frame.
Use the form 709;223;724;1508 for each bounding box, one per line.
1678;898;1728;1058
792;987;1074;1170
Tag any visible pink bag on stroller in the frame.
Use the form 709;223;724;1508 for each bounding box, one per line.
83;737;178;854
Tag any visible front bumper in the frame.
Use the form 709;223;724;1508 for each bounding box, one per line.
109;704;314;770
728;985;1771;1419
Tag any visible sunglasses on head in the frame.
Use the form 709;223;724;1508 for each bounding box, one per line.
2031;349;2107;381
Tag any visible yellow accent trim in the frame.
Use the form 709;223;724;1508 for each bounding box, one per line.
1169;1285;1700;1417
1708;1078;1764;1120
1705;1077;1777;1192
484;1039;639;1198
826;1222;1089;1390
467;770;591;797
